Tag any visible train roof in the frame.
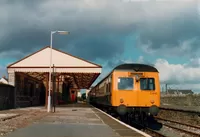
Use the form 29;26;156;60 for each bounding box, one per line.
113;63;158;72
90;63;158;90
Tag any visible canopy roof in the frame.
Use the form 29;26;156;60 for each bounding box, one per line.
7;46;102;89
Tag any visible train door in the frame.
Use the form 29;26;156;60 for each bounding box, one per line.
137;73;160;107
114;71;138;107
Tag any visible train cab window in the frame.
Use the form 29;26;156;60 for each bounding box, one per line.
140;78;155;90
118;77;133;90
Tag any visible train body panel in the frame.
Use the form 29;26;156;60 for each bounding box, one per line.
112;71;138;107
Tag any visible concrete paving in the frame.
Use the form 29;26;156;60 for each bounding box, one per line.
4;106;120;137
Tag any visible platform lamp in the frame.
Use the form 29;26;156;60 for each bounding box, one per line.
47;30;70;112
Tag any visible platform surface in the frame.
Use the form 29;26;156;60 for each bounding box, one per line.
4;103;146;137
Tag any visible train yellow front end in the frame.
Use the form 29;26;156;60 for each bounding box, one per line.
88;63;160;123
112;70;160;116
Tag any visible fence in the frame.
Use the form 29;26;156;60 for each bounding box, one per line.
0;83;15;110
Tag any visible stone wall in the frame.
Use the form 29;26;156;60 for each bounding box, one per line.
161;94;200;106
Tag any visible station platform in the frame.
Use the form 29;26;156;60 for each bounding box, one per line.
4;103;150;137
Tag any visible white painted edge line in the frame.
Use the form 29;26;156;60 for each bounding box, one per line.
94;107;152;137
93;109;105;124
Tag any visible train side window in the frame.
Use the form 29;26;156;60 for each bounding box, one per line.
140;78;155;90
118;77;133;90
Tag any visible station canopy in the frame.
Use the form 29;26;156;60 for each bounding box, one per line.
7;46;102;89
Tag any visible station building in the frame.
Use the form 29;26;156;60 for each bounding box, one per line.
7;46;101;108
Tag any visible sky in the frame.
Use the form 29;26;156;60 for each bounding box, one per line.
1;0;200;92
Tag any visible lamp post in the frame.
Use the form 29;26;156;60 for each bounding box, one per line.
47;30;70;112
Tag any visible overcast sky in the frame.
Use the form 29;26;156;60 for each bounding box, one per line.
1;0;200;92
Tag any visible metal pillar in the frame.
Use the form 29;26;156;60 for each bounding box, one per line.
52;64;56;112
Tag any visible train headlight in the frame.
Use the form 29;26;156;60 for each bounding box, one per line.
150;100;155;104
120;98;124;103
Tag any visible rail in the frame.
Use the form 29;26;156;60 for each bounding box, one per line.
155;117;200;136
130;120;167;137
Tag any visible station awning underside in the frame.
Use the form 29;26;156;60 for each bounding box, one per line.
7;46;102;89
9;68;100;89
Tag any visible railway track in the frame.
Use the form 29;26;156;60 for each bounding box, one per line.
90;103;200;136
155;117;200;137
143;128;167;137
98;106;200;137
130;121;167;137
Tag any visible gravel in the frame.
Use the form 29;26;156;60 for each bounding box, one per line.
0;107;49;136
157;109;200;126
155;109;200;137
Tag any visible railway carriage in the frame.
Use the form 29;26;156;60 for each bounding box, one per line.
88;63;160;123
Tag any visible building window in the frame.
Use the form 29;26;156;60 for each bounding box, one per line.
118;77;133;90
140;78;155;90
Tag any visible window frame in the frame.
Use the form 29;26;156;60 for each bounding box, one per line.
117;77;134;91
140;78;155;91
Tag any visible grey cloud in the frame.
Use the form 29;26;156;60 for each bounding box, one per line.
0;28;50;52
0;0;199;62
0;0;139;61
1;0;200;89
92;59;127;85
136;1;200;56
69;35;124;61
106;60;125;69
0;50;25;59
104;56;155;72
0;25;130;61
184;57;200;68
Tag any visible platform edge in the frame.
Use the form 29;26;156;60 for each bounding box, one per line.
93;107;152;137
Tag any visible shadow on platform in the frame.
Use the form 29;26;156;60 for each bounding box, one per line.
56;102;91;108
